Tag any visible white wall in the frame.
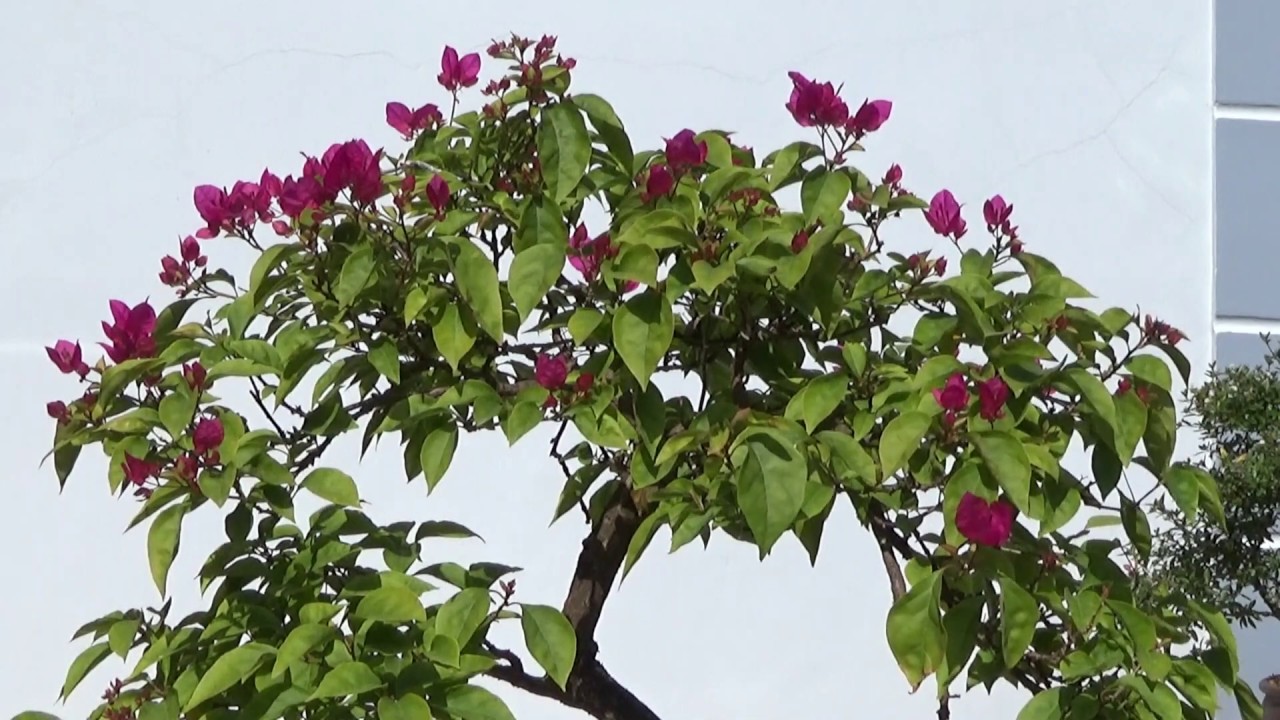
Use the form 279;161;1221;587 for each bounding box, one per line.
0;2;1212;718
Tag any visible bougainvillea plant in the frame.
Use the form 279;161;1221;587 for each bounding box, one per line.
23;33;1258;720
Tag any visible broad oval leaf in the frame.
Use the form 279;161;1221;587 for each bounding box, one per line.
735;433;808;554
879;411;931;478
885;569;945;691
509;244;565;322
355;586;427;624
998;575;1037;668
301;467;360;507
611;290;675;390
454;241;505;343
537;102;591;204
520;604;577;689
971;431;1032;512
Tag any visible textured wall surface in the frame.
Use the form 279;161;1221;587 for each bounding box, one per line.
1216;0;1280;713
1;1;1213;718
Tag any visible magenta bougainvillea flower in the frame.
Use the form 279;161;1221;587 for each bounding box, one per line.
46;340;88;377
426;174;450;218
955;492;1016;547
924;190;968;240
983;194;1013;230
122;454;159;488
192;416;225;457
847;99;892;136
933;373;970;413
386;101;443;139
785;72;849;128
977;376;1010;421
183;361;207;392
100;300;157;364
534;353;569;390
663;130;708;171
643;163;675;201
438;46;481;92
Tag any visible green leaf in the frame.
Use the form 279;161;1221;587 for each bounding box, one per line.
1170;659;1218;714
444;685;516;720
1017;688;1067;720
998;575;1037;669
1091;443;1122;499
435;588;491;646
800;168;851;222
13;713;62;720
52;442;81;489
623;508;664;577
335;246;377;308
158;391;196;437
433;304;475;370
1109;600;1171;680
879;411;931;478
502;401;542;445
520;604;577;689
271;624;334;677
420;424;459;492
972;431;1033;512
609;244;659;287
508;244;565;322
301;468;360;507
454;241;505;342
309;661;383;700
60;641;112;699
939;596;983;689
1064;368;1118;444
1121;496;1152;559
355;586;427;624
787;373;848;433
377;695;435;720
885;569;945;691
611;290;674;390
147;504;186;597
1125;354;1173;394
572;93;634;171
537;102;591;204
368;340;401;385
184;643;275;710
818;431;877;488
1198;469;1226;527
513;197;566;254
105;621;139;663
1113;389;1148;464
736;433;808;554
249;242;299;305
1162;464;1201;522
404;286;431;323
567;308;604;344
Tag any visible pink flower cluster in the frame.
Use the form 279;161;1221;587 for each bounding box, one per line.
159;236;207;289
933;373;1010;426
192;139;387;243
639;129;707;205
101;300;157;364
533;352;595;411
785;72;892;140
122;413;221;499
568;224;639;293
955;493;1016;547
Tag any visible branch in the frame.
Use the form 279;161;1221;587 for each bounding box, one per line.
486;492;663;720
